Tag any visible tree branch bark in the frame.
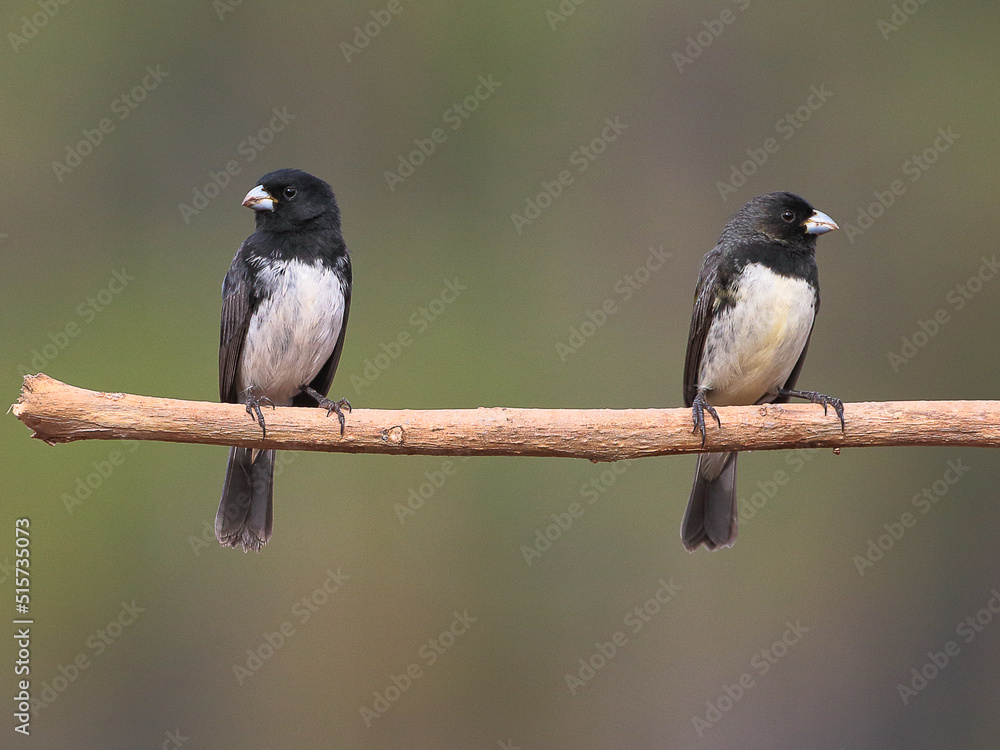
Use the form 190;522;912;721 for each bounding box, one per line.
10;374;1000;460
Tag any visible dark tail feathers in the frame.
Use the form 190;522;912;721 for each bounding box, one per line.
216;447;275;552
681;451;738;551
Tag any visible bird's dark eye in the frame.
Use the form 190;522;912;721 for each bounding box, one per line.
780;210;795;223
283;187;297;200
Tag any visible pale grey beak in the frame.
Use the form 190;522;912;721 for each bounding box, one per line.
803;209;838;235
242;185;275;212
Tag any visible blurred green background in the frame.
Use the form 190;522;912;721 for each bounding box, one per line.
3;1;999;747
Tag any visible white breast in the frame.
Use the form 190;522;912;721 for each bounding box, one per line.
697;262;815;406
238;259;346;405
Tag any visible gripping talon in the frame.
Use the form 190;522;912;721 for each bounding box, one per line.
323;397;351;435
828;398;845;432
777;388;845;432
242;387;274;438
300;385;351;436
690;390;720;447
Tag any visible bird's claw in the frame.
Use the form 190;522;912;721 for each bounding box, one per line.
300;385;351;436
319;396;351;436
691;391;721;447
806;392;844;431
821;396;845;432
778;388;845;432
243;387;275;438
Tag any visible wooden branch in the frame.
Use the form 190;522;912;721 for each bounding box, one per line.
10;374;1000;460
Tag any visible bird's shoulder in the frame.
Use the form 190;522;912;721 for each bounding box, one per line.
222;238;254;298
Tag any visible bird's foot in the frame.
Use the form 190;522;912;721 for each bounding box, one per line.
691;390;721;446
300;385;351;436
242;386;275;438
777;388;845;431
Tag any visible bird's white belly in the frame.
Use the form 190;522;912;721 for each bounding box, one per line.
698;263;815;406
238;259;345;405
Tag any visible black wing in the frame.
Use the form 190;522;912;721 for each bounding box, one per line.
682;246;726;408
219;243;254;404
292;253;352;405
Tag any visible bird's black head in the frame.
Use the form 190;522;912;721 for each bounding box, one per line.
721;191;837;249
242;168;341;234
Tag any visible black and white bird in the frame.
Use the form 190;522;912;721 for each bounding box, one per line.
681;191;842;551
217;169;352;551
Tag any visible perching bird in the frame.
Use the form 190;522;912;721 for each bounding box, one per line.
217;169;352;551
681;191;842;551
